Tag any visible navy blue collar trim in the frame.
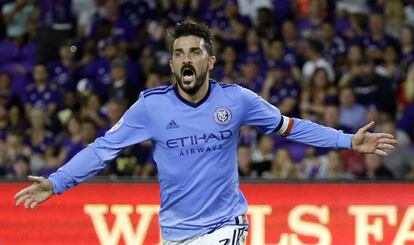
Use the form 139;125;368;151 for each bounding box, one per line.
174;79;215;108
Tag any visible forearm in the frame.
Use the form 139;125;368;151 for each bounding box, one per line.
284;118;353;149
47;146;107;194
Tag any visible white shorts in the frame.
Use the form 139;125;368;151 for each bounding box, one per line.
163;225;248;245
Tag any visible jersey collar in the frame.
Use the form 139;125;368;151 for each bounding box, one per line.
174;79;215;108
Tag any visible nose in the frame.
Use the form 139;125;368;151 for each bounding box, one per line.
182;53;192;64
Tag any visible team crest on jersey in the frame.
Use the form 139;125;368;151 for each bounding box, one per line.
214;107;231;125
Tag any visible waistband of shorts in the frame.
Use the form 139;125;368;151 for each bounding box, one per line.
235;214;248;225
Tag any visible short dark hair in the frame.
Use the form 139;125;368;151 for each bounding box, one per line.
171;21;214;56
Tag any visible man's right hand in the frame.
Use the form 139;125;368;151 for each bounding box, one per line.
14;176;53;209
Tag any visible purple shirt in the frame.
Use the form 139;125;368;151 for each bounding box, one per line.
90;17;135;42
323;37;347;66
38;0;74;26
0;40;19;65
24;83;60;109
199;2;225;26
120;1;155;28
23;131;54;154
83;58;112;94
47;62;77;91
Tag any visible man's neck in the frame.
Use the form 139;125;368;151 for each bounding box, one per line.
177;79;210;104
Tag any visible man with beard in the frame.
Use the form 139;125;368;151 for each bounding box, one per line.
15;21;397;244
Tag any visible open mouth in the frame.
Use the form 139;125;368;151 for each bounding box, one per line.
181;66;195;83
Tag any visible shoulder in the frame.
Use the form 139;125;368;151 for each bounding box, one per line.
214;81;258;102
142;85;174;98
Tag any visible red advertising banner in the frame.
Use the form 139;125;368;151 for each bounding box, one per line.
1;182;414;245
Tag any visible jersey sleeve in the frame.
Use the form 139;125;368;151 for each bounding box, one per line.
278;116;353;149
240;86;282;134
48;93;152;194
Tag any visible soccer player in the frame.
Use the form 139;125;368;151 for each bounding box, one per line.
14;21;397;245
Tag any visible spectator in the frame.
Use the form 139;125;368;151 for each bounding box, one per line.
237;0;272;26
24;64;60;118
79;93;107;132
398;104;414;143
4;130;30;165
281;19;300;68
347;57;396;116
399;24;414;71
89;0;135;44
300;67;336;120
161;0;198;25
47;41;79;92
0;71;20;108
213;45;240;81
238;144;253;177
264;148;298;179
239;29;267;74
302;39;335;84
261;64;299;117
1;0;36;40
375;44;402;92
108;59;138;105
380;120;414;178
255;7;277;40
296;0;325;39
0;105;8;140
339;86;367;133
11;154;30;178
238;57;264;93
7;105;25;132
360;154;394;180
264;39;292;74
211;0;251;42
56;115;82;164
384;0;405;39
251;134;275;175
24;108;54;175
321;21;347;68
404;0;414;27
321;104;352;133
72;0;105;38
316;150;352;179
362;11;398;63
37;0;76;63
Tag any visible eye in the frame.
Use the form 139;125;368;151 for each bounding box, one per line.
174;52;182;58
192;49;202;55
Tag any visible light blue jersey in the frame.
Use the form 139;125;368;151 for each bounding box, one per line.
48;79;353;241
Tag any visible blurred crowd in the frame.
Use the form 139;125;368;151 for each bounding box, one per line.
0;0;414;180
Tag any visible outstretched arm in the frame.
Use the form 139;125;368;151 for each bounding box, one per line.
14;95;152;208
278;117;396;156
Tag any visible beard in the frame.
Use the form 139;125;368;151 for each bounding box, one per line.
174;64;209;95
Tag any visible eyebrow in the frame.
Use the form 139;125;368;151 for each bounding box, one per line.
173;47;202;52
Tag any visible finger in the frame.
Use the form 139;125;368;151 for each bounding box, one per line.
379;143;394;151
14;185;33;199
30;201;38;209
16;194;30;206
361;121;375;132
376;133;395;139
24;198;33;209
28;175;43;182
378;138;398;144
375;149;388;156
